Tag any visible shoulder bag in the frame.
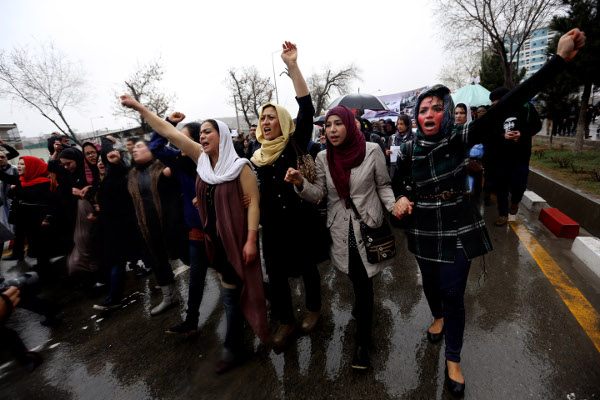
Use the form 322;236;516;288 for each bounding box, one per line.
291;139;316;184
348;198;396;264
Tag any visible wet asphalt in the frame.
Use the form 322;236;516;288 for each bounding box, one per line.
1;200;599;400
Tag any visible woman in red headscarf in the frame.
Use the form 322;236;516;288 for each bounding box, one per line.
285;105;397;370
0;156;55;272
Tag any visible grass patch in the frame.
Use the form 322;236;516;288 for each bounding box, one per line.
530;145;600;198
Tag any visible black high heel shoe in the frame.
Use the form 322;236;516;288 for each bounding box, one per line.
426;327;444;343
444;364;466;396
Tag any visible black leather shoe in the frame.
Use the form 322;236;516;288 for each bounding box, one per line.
351;345;369;370
426;327;444;343
445;366;466;396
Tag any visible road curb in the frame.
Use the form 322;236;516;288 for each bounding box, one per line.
522;189;599;277
571;237;600;280
522;190;548;213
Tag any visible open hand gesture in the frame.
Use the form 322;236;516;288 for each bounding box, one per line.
120;94;141;110
557;28;586;62
281;41;298;66
169;112;186;124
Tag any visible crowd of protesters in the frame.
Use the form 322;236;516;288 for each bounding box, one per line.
0;31;586;395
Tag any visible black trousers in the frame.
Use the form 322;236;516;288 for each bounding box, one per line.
348;230;373;347
417;249;471;363
269;262;321;324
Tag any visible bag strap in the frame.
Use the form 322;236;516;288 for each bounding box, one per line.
347;197;362;221
290;138;305;157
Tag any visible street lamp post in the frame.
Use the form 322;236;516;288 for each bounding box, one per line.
90;116;104;135
271;49;281;104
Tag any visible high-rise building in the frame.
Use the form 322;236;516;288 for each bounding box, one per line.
505;28;556;80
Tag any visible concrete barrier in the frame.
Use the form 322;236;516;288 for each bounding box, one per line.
528;168;600;238
522;190;548;213
571;237;600;279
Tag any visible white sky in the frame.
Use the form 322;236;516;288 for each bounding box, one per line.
0;0;446;138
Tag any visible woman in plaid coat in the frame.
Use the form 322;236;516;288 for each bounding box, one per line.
391;29;586;395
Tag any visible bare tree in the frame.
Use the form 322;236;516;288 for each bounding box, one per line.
307;65;361;117
0;41;87;144
434;0;561;88
437;51;482;91
114;58;176;132
225;67;274;128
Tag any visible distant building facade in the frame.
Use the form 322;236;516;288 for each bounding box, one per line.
505;27;556;80
0;123;23;149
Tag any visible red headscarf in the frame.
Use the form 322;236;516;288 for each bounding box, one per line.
325;106;366;204
19;156;51;187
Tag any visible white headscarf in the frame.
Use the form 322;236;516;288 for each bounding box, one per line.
196;120;252;184
456;102;472;124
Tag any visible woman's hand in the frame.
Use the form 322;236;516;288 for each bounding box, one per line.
87;213;99;222
0;286;20;319
72;188;82;197
80;185;91;198
106;135;117;144
120;94;142;111
107;150;121;164
281;41;298;66
242;195;251;208
393;197;414;219
242;231;258;266
557;28;586;62
162;167;172;178
169;112;186;124
284;167;303;187
192;197;198;208
41;220;50;227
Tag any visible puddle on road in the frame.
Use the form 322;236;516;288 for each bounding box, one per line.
42;344;156;399
324;293;351;380
296;336;311;376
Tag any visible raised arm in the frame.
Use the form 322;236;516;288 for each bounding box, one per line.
467;28;586;146
282;41;308;97
281;41;315;150
120;95;202;161
239;164;260;265
0;141;19;160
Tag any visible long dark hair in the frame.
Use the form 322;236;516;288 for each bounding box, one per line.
184;122;201;143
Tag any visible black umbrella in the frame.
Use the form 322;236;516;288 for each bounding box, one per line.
313;115;326;125
327;93;388;111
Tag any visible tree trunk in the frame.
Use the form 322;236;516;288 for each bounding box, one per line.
574;82;592;155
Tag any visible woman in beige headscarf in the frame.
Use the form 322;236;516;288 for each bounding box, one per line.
251;41;323;348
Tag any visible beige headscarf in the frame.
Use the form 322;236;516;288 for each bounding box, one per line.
251;102;295;167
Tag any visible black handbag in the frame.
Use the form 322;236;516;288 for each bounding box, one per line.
348;199;396;264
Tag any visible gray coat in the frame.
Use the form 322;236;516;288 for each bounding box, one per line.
296;142;396;277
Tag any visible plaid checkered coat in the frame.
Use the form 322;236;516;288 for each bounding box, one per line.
392;55;566;263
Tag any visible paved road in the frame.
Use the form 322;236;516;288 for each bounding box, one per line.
1;201;599;399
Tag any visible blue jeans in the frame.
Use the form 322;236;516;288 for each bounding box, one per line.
417;249;471;363
221;286;243;361
185;241;209;324
108;264;126;303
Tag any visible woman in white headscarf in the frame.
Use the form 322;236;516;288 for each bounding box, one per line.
120;95;268;374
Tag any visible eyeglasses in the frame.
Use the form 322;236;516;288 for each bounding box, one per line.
84;151;97;156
